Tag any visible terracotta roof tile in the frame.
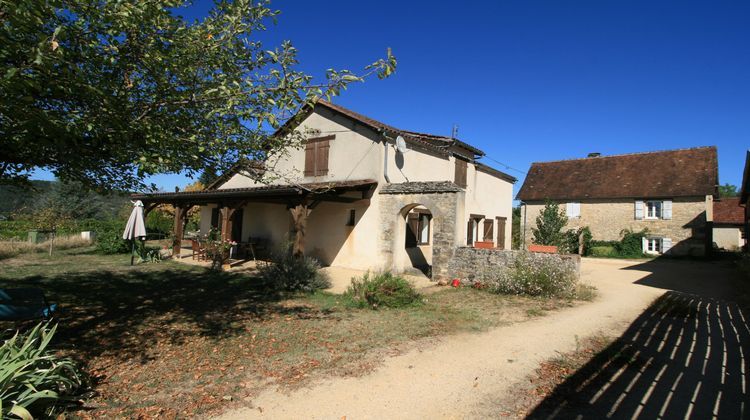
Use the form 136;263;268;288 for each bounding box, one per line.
713;197;744;225
517;146;718;201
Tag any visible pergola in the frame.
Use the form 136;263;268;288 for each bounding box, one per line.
131;179;377;257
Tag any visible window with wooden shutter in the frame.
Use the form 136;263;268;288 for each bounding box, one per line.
483;219;494;242
466;219;474;246
303;135;334;177
454;159;467;187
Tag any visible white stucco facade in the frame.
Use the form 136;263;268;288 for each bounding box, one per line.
199;102;515;274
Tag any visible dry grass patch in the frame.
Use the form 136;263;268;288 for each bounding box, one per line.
0;235;92;260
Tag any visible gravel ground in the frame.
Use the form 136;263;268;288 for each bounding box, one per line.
216;257;739;419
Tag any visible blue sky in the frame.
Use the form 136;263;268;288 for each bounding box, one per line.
33;0;750;194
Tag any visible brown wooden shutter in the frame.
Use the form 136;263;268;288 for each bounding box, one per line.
304;142;316;176
211;208;220;229
466;219;474;246
316;139;330;175
483;219;494;242
405;214;419;248
455;159;467;187
496;217;507;249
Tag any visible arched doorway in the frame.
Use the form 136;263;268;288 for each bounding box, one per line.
395;204;433;277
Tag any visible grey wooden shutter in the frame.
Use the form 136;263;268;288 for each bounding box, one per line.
635;201;644;220
662;237;672;253
466;219;474;245
662;200;672;220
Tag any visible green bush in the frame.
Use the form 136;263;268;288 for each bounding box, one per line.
94;220;130;254
258;244;331;293
487;252;578;298
0;323;88;418
345;272;422;309
615;229;648;258
590;246;615;257
562;227;592;255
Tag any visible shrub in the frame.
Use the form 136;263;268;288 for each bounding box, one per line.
345;272;422;309
94;220;130;254
487;252;579;298
0;323;88;418
531;201;568;247
615;229;648;258
561;227;592;255
590;246;615;257
258;244;331;292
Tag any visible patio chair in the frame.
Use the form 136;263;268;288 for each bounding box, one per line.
191;239;206;261
0;288;57;321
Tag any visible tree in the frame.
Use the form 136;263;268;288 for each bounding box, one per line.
531;201;567;246
511;206;521;250
718;183;739;198
1;0;396;191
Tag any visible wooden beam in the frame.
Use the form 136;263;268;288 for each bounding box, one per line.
143;203;159;217
173;205;189;255
289;203;311;258
219;207;237;242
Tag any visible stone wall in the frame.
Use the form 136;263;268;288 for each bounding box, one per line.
447;247;580;283
521;196;710;255
378;189;464;281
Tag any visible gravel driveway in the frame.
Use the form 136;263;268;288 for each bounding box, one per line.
216;258;746;419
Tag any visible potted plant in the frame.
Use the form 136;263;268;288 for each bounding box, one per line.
203;238;237;270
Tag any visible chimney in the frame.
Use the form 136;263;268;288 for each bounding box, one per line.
587;152;601;158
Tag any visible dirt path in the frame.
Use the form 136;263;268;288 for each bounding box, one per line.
217;258;738;419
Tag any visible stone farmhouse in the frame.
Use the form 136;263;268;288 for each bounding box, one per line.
133;100;516;280
516;147;719;256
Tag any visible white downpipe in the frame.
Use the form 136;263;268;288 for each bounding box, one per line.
383;138;391;183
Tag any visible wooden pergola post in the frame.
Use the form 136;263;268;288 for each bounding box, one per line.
172;204;189;256
289;203;311;258
219;206;236;242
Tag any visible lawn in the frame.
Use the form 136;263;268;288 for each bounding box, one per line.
0;248;581;418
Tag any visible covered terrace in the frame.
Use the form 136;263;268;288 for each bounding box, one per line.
131;179;377;260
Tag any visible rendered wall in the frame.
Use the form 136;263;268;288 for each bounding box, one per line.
713;226;743;250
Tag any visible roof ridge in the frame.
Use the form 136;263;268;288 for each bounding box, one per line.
316;99;485;155
529;146;717;166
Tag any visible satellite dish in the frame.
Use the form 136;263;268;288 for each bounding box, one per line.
395;135;408;154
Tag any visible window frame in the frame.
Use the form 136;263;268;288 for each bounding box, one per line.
417;213;431;245
645;200;662;220
646;237;662;254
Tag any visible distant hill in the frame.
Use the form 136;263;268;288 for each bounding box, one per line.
0;181;55;217
0;180;129;220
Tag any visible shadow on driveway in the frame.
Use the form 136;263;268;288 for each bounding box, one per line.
528;260;750;419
